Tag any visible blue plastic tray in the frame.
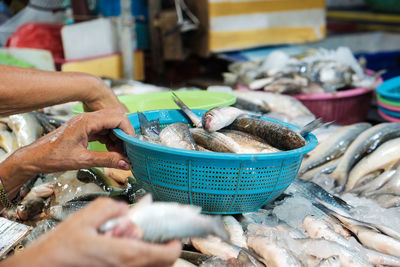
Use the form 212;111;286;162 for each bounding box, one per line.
114;110;317;214
378;106;400;118
377;76;400;102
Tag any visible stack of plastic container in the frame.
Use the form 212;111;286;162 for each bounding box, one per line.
377;77;400;122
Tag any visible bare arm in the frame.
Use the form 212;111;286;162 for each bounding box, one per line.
0;65;127;116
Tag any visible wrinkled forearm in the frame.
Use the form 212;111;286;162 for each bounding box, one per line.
0;65;102;116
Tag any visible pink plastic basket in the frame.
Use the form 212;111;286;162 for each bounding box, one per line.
292;88;374;125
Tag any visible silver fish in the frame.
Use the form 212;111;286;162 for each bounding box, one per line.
47;201;90;221
8;113;43;147
222;216;247;249
301;157;341;180
316;256;340;267
368;169;400;197
220;129;279;153
190;128;242;153
233;97;270;114
364;247;400;266
159;123;198;150
228;117;306;150
321;215;352;240
345;137;400;192
203;106;246;132
332;123;400;186
172;92;202;128
100;195;229;243
299;123;371;175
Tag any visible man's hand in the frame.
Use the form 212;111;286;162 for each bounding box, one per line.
2;198;182;267
0;109;135;197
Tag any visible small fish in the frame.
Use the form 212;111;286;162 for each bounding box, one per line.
100;195;229;243
228;117;306;150
172;92;202;128
48;201;90;221
8;113;43;147
316;256;340;267
345;137;400;192
220;130;280;153
191;236;240;261
301;157;341;180
352;163;398;195
22;182;55;201
222;216;247;249
364;247;400;266
299;123;371;175
321;215;352;240
190;128;242;153
138;112;161;142
303;215;351;249
367;169;400;197
284;178;352;211
159;123;198;150
233;97;270;114
332;123;400;186
374;194;400;208
247;235;302;267
202;107;246;132
17;197;45;221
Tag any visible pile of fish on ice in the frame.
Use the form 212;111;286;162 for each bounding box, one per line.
2;90;400;266
224;47;382;94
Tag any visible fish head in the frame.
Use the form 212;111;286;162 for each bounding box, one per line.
17;198;44;221
202;112;221;132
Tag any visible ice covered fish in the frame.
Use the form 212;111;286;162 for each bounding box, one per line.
47;201;90;221
220;130;280;153
228;117;306;150
367;168;400;197
301;157;341;180
202;106;246;132
299;123;371;175
8;113;43;147
374;194;400;208
345;137;400;192
190;128;242;153
159;123;198;150
100;195;229;243
332;123;400;186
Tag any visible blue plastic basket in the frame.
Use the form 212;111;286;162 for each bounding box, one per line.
114;110;317;214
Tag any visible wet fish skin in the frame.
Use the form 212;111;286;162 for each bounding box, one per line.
220;130;279;153
353;166;398;196
229;117;305;150
138;112;161;141
190;128;242;153
299;123;371;175
159;123;198;150
345;137;400;192
47;201;90;221
223;216;247;249
284;178;352;211
172;92;202;128
17;197;45;221
8;113;43;147
101;195;229;243
367;168;400;197
332;123;400;186
202;106;246;132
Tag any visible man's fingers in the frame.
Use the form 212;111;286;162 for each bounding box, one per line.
68;198;128;228
86;110;135;137
84;150;131;170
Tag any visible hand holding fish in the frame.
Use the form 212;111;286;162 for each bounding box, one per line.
1;198;182;267
0;109;135;199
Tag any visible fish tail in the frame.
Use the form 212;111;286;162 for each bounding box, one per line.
299;118;333;137
171;92;202;127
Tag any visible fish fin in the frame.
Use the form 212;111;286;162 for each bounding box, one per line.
298;118;333;137
171;92;202;127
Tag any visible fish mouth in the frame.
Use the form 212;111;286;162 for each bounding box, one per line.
202;114;213;131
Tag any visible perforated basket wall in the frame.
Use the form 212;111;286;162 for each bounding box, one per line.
114;110;317;214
